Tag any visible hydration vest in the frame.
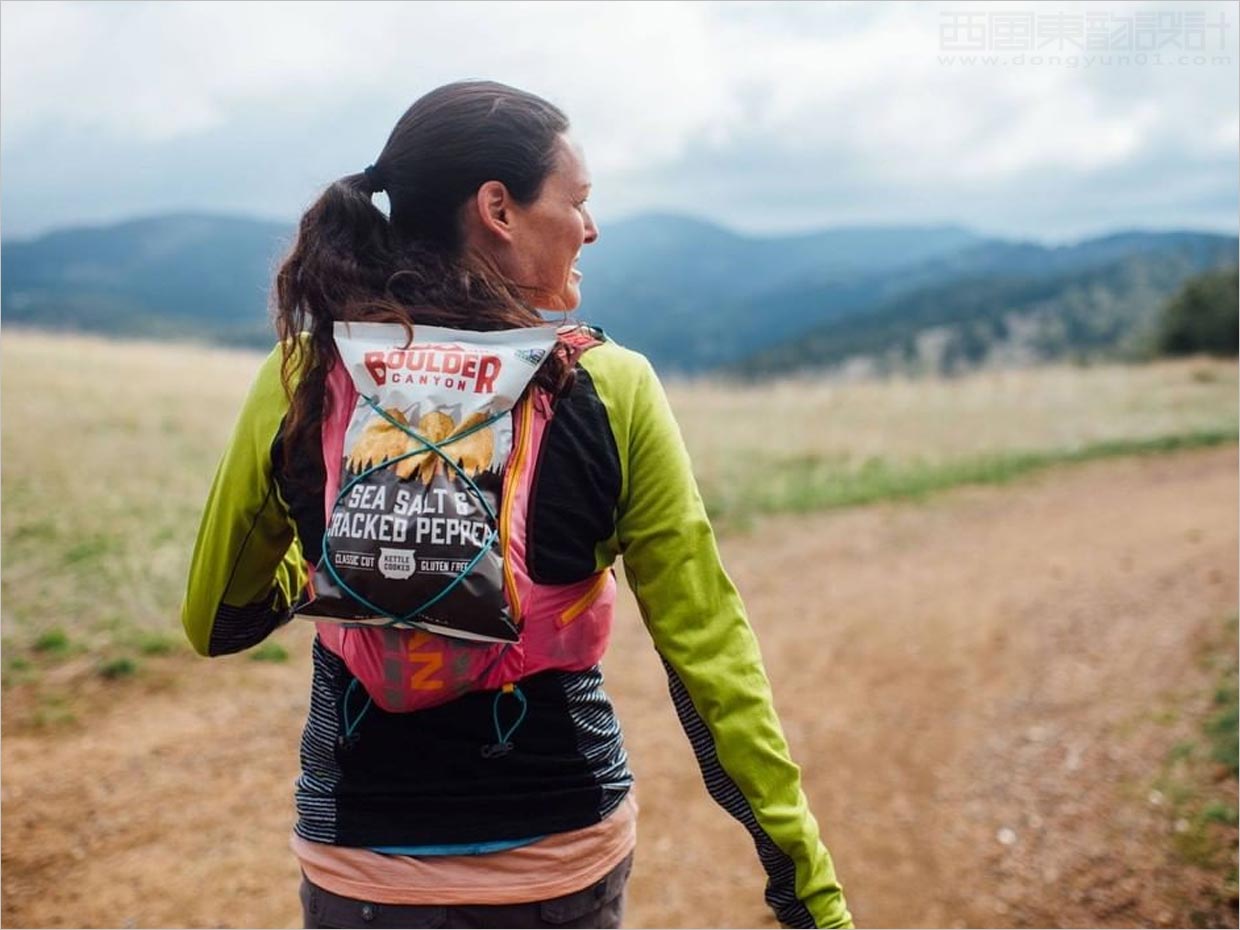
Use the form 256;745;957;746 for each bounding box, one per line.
296;321;615;717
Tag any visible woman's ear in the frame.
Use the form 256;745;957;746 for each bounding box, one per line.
473;180;514;242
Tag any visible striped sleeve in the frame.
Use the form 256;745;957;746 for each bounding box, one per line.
583;343;853;929
181;344;306;657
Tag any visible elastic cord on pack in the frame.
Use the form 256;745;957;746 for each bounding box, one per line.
319;396;507;629
481;683;528;759
338;677;373;750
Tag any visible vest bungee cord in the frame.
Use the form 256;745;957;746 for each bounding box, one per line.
338;677;372;750
482;683;529;759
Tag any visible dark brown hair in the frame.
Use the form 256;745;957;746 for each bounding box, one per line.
273;80;575;480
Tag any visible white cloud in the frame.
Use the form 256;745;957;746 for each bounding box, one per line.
1;0;1236;240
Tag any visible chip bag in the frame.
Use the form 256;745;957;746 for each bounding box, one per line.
298;321;558;644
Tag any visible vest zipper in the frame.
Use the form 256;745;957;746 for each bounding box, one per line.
558;569;610;628
499;391;536;625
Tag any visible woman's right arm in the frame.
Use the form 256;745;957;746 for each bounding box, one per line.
181;345;307;656
583;343;853;929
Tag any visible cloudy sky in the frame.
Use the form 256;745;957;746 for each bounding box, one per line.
2;0;1237;244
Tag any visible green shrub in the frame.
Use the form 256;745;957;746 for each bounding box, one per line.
135;632;177;656
98;656;138;680
1201;801;1239;826
1156;268;1239;357
33;629;71;655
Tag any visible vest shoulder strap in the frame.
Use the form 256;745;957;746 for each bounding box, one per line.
555;322;607;367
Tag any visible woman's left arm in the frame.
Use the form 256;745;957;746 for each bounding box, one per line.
181;345;307;657
593;346;854;930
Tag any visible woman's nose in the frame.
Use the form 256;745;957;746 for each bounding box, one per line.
583;207;599;245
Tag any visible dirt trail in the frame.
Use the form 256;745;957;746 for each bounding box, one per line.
3;447;1237;929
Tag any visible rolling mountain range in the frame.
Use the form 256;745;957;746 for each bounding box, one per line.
2;213;293;347
2;212;1235;376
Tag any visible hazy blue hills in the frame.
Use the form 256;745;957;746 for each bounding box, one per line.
575;216;988;370
2;211;1234;376
2;213;293;346
729;230;1238;377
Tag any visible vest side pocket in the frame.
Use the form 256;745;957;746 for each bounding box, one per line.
557;569;612;628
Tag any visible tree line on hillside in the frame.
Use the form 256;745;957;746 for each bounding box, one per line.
732;256;1238;379
1154;267;1238;357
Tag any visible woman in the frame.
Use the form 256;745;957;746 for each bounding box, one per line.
181;80;852;929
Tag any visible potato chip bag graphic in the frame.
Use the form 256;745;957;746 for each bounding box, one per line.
391;410;456;482
443;411;495;479
300;322;557;644
346;408;415;473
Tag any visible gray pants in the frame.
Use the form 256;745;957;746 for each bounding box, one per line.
300;851;634;929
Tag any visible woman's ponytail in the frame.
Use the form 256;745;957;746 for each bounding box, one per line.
273;170;400;477
276;171;396;340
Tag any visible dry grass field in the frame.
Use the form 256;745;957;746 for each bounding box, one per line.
679;362;1238;523
2;329;1237;928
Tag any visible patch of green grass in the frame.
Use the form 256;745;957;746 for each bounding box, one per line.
134;632;178;656
1153;773;1198;807
1205;679;1238;775
1151;610;1240;908
2;654;37;687
702;427;1239;526
32;693;76;728
250;641;289;663
1174;800;1240;869
1169;740;1196;763
1201;801;1239;826
63;533;118;565
32;628;72;656
98;656;138;680
10;519;58;542
1174;818;1219;869
107;622;181;657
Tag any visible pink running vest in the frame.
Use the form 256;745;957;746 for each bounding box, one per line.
310;327;615;713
